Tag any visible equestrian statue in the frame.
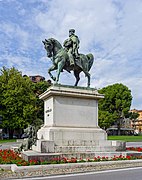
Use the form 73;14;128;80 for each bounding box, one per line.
42;29;94;87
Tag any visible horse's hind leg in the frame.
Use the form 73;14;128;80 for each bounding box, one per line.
84;71;90;87
74;70;80;86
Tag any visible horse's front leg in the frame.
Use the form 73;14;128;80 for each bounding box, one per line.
56;61;65;83
74;70;80;86
48;65;57;81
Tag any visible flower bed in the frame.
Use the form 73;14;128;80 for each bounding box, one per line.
0;149;142;166
0;149;28;166
126;147;142;152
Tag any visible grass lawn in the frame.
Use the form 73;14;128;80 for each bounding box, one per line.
0;136;142;144
108;135;142;142
0;139;17;143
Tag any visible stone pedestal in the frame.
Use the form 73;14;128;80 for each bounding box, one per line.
32;84;125;153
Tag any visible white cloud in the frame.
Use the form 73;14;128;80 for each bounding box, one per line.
0;0;142;109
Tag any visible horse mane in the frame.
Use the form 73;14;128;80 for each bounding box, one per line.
47;38;62;49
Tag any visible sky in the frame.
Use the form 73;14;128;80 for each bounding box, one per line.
0;0;142;110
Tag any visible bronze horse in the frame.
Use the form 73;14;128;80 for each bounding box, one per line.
42;38;94;87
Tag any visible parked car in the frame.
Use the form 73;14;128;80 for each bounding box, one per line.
21;133;28;139
13;135;18;139
134;131;139;136
2;133;17;139
106;127;135;136
2;133;9;139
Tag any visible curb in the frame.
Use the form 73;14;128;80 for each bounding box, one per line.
1;159;142;172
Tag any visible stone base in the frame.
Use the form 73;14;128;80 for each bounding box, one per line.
33;123;125;153
32;140;125;153
22;150;141;162
31;85;126;155
37;126;107;145
32;140;55;153
54;140;126;153
32;126;125;153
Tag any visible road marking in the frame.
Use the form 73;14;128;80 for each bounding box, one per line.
10;166;142;180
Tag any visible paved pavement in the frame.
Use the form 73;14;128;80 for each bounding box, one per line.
0;142;22;150
126;142;142;147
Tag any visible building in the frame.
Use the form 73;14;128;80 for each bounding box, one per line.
29;75;45;83
130;109;142;133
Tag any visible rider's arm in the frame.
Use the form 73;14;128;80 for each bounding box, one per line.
63;39;72;48
71;36;78;54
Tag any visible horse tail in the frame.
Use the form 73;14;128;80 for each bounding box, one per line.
86;53;94;71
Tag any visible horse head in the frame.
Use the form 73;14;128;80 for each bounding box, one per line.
42;38;54;58
42;38;63;58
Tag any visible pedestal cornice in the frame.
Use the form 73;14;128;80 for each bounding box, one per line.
39;84;104;100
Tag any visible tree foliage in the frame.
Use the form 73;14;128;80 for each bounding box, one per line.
127;111;139;120
31;81;50;124
98;83;132;131
0;67;50;138
0;67;37;130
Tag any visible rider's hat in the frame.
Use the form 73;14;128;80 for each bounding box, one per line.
69;29;75;33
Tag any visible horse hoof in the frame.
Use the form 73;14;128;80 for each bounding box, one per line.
53;77;56;81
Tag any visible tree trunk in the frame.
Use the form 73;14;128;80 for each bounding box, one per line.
117;119;121;135
8;128;14;139
117;125;121;135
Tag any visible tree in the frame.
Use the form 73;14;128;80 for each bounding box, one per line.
128;111;139;120
0;67;37;138
31;81;50;125
98;83;132;134
98;110;117;130
127;111;139;130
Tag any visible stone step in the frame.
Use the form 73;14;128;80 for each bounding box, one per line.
54;145;117;153
32;139;125;153
21;150;142;162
